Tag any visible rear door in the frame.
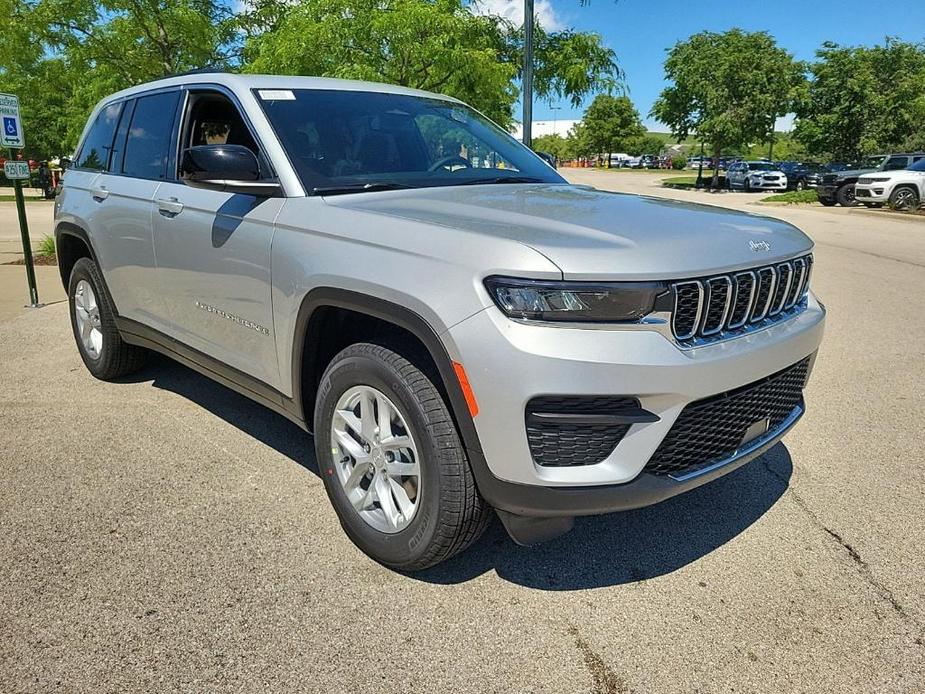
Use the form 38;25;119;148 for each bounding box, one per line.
87;90;181;322
150;87;284;389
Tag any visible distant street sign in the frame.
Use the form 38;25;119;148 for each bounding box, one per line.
0;93;25;148
4;160;30;180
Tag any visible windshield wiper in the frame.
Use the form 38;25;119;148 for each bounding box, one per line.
458;176;546;186
310;182;414;196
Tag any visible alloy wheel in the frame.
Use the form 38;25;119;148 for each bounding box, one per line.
892;188;918;211
73;279;103;360
330;385;421;533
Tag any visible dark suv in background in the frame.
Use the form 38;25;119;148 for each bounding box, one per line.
817;153;925;207
778;162;826;191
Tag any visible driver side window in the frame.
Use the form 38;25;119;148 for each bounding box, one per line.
180;91;266;177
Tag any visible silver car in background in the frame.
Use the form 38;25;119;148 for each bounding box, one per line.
727;160;788;191
55;74;825;569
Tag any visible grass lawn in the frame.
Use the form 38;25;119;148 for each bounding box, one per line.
0;194;47;203
760;190;819;204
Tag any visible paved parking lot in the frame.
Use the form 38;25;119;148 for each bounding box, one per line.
1;170;923;693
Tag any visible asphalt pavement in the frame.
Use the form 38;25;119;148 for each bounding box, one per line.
1;170;923;693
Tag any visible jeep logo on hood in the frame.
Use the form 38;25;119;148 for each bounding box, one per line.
749;240;771;252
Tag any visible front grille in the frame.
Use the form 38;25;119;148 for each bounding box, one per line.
525;396;637;467
822;173;838;185
645;358;811;477
670;255;812;344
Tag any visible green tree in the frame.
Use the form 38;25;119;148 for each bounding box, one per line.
794;39;925;160
579;94;644;166
241;0;621;129
532;133;570;160
651;29;803;187
0;0;237;157
627;133;664;156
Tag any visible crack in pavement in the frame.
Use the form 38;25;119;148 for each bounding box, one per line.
567;625;634;694
762;458;924;640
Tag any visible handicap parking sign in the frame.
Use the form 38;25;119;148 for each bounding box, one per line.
0;93;25;148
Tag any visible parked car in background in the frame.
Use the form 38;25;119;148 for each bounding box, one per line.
726;161;788;191
535;151;557;169
854;158;925;210
608;152;630;167
816;153;925;207
687;155;713;169
779;162;826;191
640;154;660;169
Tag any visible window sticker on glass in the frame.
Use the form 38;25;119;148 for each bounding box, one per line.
258;90;296;101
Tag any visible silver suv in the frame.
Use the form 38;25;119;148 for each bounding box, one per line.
55;74;826;569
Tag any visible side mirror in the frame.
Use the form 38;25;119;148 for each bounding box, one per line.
180;145;281;196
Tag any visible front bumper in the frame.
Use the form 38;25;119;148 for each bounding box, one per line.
817;184;840;199
749;178;787;190
854;185;889;202
445;295;825;515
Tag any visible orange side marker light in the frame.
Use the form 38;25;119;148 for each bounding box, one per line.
452;361;479;418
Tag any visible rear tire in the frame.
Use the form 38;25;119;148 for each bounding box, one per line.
836;184;858;207
68;257;148;380
314;342;492;570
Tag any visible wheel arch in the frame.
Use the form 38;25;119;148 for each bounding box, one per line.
291;288;483;456
54;222;99;289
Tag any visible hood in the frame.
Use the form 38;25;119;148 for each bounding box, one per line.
322;183;814;280
831;167;877;180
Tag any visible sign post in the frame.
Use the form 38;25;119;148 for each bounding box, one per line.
1;92;40;308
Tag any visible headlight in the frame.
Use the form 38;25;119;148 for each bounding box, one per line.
484;276;667;323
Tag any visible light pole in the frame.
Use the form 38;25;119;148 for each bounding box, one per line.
550;105;562;136
522;0;534;148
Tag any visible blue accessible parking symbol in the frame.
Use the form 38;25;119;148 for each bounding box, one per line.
3;117;17;138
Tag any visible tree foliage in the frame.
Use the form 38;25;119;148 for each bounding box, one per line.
0;0;237;157
577;94;644;163
651;29;802;186
793;39;925;160
241;0;621;129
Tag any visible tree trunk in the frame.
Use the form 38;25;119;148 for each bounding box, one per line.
607;142;613;168
711;143;722;190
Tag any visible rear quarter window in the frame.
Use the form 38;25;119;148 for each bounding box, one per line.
75;102;124;171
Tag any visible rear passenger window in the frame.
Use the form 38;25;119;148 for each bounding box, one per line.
75;102;123;171
884;156;908;171
122;91;180;179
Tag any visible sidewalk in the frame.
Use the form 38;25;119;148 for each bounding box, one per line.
0;264;66;322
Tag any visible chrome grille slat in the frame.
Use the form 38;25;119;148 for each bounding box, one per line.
769;262;793;316
701;276;733;335
786;258;806;309
670;254;812;345
727;271;756;329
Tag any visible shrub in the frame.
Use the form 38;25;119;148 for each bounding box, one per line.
37;235;56;258
671;156;687;170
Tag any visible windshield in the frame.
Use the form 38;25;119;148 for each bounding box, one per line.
256;89;564;194
747;162;777;171
909;158;925;172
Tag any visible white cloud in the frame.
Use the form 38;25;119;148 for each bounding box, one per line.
469;0;565;32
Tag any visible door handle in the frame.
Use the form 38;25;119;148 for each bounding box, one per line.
90;186;109;202
156;197;184;217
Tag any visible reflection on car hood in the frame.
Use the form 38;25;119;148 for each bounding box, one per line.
323;183;814;280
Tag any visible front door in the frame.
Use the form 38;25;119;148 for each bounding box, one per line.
151;89;284;389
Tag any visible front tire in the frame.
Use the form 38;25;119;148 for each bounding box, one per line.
68;257;148;380
314;343;491;570
795;179;805;191
836;183;858;207
889;185;920;211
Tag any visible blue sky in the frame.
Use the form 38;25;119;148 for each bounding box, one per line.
492;0;925;130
